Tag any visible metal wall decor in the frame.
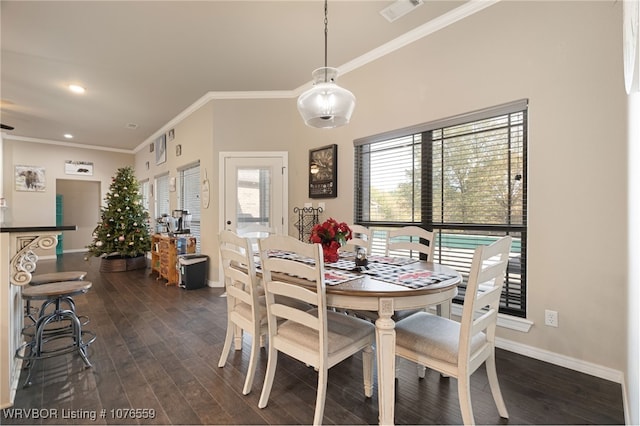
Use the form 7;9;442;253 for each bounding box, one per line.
294;206;323;242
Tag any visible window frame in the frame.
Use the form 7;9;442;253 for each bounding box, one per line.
354;99;528;318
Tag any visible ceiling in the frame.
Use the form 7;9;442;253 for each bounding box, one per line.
1;0;476;152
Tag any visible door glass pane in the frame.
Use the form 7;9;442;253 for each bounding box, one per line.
236;167;271;237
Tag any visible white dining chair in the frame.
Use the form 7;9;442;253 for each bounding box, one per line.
385;225;439;327
394;236;512;425
344;224;373;254
386;225;435;260
217;230;267;395
257;234;375;426
355;226;437;325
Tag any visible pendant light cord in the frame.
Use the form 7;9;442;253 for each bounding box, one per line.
324;0;328;82
324;0;328;68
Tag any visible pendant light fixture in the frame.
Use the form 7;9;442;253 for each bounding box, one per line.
297;0;356;128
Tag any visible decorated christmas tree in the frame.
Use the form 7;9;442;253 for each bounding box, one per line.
86;166;151;260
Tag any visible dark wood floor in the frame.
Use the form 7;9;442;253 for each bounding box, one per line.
2;252;625;425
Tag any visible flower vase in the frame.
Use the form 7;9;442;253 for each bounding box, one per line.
322;244;340;264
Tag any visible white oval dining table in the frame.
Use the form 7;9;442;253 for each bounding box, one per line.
322;261;461;426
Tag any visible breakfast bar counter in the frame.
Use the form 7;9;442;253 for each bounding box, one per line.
0;225;76;408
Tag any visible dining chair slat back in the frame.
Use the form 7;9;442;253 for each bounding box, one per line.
217;230;267;395
386;225;435;261
257;234;375;426
394;235;512;425
344;224;373;254
355;226;437;328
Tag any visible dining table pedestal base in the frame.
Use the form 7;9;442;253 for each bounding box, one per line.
376;297;397;426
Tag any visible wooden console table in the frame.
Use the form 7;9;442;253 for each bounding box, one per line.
150;234;196;286
0;225;76;408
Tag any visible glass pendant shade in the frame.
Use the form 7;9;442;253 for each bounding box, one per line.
297;67;356;128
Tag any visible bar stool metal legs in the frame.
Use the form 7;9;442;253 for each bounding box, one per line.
24;271;87;324
17;280;95;387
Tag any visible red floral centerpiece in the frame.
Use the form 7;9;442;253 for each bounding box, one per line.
310;218;352;263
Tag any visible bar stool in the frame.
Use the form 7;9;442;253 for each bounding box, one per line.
17;280;96;387
25;271;87;324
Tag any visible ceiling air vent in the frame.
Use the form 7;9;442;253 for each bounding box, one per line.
380;0;424;23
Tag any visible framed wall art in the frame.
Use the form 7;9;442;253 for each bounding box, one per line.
155;134;166;165
15;165;46;192
65;160;93;176
309;144;337;198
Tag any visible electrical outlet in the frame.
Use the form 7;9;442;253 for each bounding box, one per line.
545;309;558;327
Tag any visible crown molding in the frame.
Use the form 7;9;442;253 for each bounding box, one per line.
2;135;132;154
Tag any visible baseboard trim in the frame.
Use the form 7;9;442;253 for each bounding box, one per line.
496;337;627;424
495;336;624;384
207;280;223;288
433;305;624;384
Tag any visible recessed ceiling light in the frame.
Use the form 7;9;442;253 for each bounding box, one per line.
63;133;74;139
68;84;86;94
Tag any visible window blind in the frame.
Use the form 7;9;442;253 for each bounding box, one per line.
139;179;150;233
139;180;150;211
179;162;201;251
354;100;528;318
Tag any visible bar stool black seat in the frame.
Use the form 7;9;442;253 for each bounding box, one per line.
17;280;96;387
